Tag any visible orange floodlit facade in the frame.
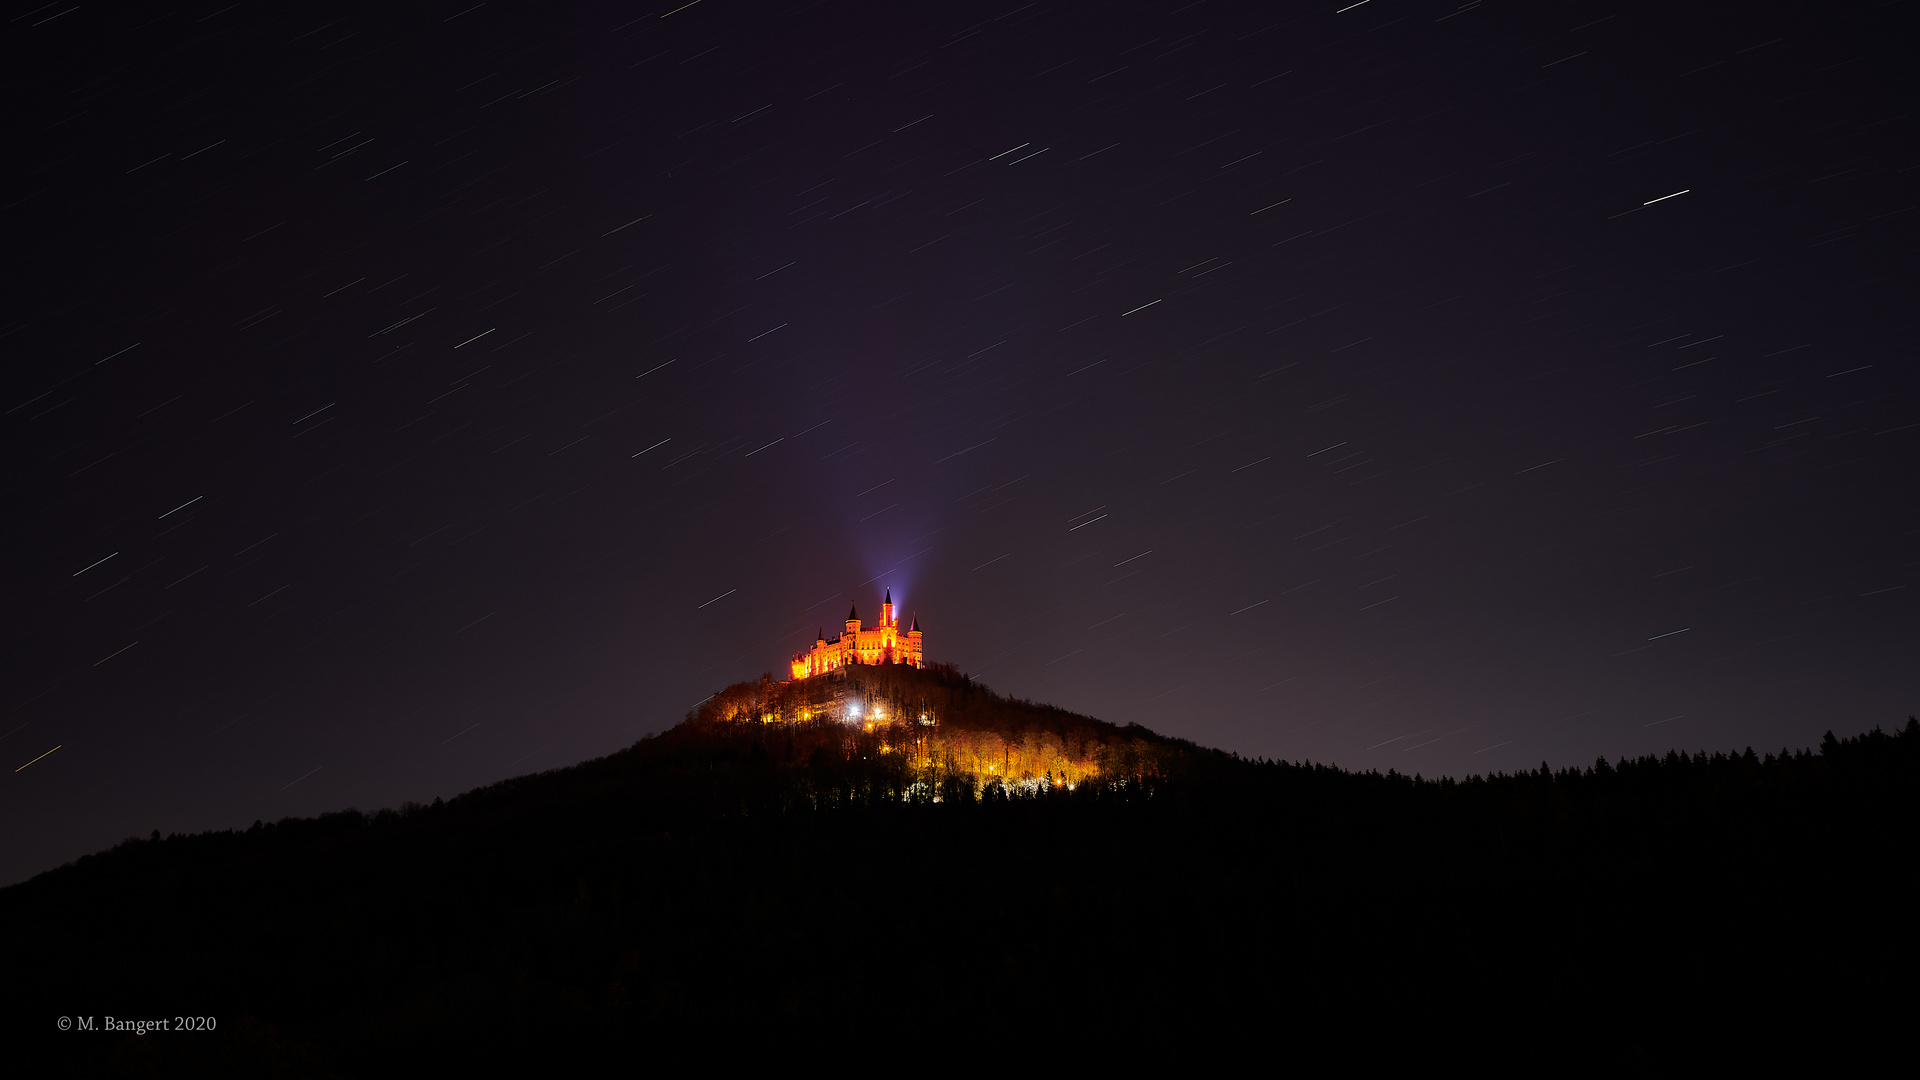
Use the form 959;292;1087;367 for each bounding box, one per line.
790;589;924;679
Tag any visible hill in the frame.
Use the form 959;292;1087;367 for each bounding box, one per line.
673;662;1203;796
5;668;1917;1072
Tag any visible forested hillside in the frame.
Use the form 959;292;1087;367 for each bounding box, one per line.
679;662;1199;795
7;673;1915;1074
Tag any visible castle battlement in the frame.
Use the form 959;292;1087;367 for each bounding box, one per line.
790;589;923;679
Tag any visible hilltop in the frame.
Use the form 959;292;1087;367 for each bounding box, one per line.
674;662;1203;795
4;671;1917;1072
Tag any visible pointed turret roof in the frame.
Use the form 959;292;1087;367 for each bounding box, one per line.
885;588;892;604
908;614;919;632
847;603;858;622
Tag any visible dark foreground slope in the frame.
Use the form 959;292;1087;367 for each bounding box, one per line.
5;678;1917;1074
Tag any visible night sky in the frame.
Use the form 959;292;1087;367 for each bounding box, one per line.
4;0;1913;885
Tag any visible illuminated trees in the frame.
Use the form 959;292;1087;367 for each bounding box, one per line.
679;664;1185;799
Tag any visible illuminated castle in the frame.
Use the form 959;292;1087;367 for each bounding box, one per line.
790;589;923;679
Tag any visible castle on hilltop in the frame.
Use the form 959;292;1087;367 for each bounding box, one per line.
790;589;923;679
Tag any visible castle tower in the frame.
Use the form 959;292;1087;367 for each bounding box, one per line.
879;589;896;663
